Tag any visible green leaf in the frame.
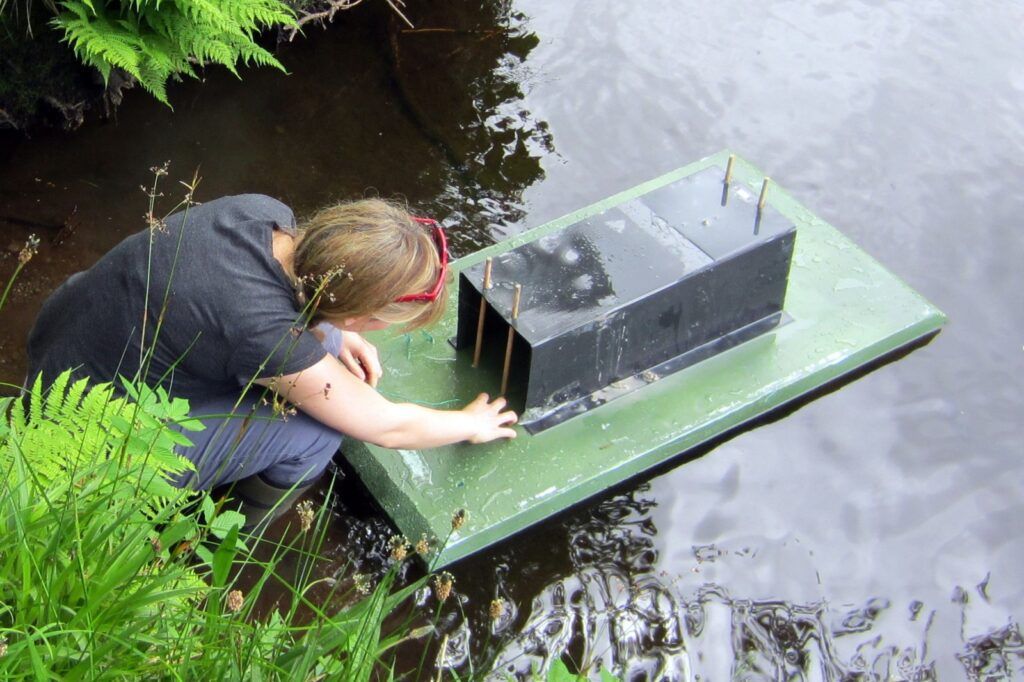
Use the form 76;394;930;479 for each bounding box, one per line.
201;495;216;523
159;517;198;548
211;523;239;587
52;0;297;107
547;660;580;682
209;509;245;539
194;543;214;566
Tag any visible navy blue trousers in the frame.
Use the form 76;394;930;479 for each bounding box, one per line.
171;324;345;490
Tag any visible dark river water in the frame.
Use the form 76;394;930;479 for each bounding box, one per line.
1;1;1022;679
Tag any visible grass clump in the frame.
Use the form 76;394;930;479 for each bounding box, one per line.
0;369;430;679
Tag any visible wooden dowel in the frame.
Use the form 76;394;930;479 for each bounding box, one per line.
471;258;493;367
724;154;736;185
499;284;522;396
758;177;771;211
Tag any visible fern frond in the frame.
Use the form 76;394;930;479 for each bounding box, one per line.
5;371;194;495
54;6;144;78
9;387;26;433
188;35;237;72
93;57;113;84
137;61;170;102
171;0;235;34
44;371;71;419
54;0;294;106
61;377;90;419
29;373;44;424
235;40;284;71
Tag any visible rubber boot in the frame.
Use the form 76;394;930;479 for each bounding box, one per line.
230;473;315;533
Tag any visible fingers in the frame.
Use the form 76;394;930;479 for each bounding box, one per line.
465;393;518;442
339;349;367;382
338;333;385;387
470;393;508;410
362;346;382;388
342;334;382;387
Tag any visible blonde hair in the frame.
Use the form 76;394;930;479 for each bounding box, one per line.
291;198;447;330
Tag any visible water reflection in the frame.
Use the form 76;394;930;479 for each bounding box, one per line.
387;1;553;250
466;488;1023;680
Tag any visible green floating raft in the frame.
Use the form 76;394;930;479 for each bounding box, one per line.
342;151;946;567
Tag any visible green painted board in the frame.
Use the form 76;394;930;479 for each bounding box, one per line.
341;151;946;567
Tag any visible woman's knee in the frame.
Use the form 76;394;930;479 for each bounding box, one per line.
173;396;342;490
259;412;343;488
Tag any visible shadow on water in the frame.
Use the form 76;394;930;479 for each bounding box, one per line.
380;0;553;250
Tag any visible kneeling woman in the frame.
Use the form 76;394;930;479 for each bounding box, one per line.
26;195;517;524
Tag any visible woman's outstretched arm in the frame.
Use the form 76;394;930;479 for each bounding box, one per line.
255;354;517;449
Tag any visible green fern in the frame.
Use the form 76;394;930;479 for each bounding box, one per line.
52;0;296;104
6;370;199;497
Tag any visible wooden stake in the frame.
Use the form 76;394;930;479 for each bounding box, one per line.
724;154;736;185
471;258;493;368
499;284;522;396
758;177;771;211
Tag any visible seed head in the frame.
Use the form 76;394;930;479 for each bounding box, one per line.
451;508;467;532
0;637;6;657
271;395;297;420
353;572;372;595
17;234;39;265
179;168;201;206
144;212;168;232
296;499;315;533
226;589;244;613
415;533;430;556
389;534;410;562
489;597;506;622
433;572;454;603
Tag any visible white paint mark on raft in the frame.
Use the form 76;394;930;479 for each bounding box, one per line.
516;486;558;510
398;450;432;486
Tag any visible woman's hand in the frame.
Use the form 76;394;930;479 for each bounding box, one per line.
461;393;518;443
339;331;383;387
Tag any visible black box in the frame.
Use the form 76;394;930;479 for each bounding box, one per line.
455;166;796;432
